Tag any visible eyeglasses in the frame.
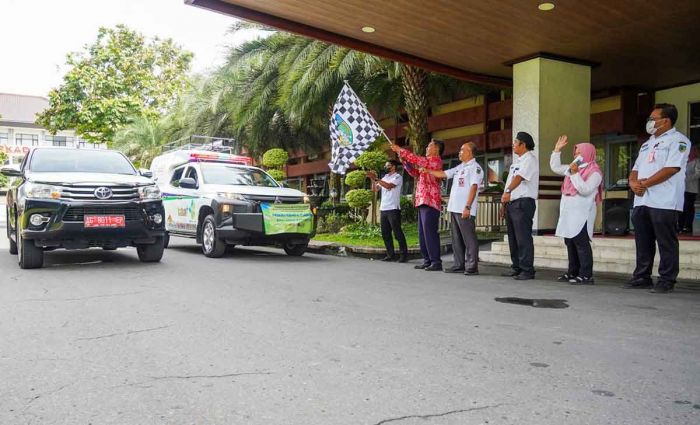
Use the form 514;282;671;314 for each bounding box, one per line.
647;116;666;122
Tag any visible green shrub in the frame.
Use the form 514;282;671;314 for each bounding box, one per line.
400;195;417;223
318;201;351;217
0;174;7;188
354;150;388;172
262;148;289;168
345;189;372;209
317;211;353;234
344;170;367;189
266;169;285;182
341;222;382;239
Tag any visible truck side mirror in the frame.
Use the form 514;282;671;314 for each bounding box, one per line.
0;166;23;177
179;177;197;189
139;169;153;178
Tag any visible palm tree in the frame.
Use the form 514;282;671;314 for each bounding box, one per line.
112;115;177;168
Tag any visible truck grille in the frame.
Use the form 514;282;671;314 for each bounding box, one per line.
61;185;140;201
63;206;142;222
242;195;304;204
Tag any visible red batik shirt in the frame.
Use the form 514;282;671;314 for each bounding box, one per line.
399;148;443;211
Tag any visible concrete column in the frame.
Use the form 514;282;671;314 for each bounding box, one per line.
512;57;591;232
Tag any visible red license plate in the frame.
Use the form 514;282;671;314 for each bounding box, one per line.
84;215;125;228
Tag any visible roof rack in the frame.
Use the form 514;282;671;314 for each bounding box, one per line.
161;135;239;154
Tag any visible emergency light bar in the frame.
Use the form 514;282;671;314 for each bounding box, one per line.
188;152;252;166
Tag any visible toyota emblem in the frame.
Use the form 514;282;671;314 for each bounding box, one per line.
94;187;113;200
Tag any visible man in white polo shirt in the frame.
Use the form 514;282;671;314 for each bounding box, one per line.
501;131;540;280
368;160;408;262
422;142;484;275
626;103;690;293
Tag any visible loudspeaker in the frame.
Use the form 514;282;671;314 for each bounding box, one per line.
603;197;631;235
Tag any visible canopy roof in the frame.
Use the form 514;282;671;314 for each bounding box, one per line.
188;0;700;90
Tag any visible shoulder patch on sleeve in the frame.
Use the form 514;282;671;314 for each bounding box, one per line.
679;142;688;152
476;167;481;174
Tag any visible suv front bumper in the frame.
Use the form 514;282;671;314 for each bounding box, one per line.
216;212;316;246
20;199;165;249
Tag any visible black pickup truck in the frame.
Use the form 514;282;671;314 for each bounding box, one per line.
2;148;166;269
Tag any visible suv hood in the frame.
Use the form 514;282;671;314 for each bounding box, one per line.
27;172;154;186
203;184;306;198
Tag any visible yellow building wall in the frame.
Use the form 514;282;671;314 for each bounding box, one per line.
655;82;700;136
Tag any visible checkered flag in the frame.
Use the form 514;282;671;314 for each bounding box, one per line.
328;83;383;175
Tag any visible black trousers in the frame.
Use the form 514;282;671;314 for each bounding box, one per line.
564;222;593;278
679;192;697;232
631;206;679;284
505;197;536;276
380;209;408;257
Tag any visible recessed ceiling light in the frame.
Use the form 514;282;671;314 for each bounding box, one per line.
538;2;555;11
361;26;375;33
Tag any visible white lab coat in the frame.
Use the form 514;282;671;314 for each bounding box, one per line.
550;152;603;240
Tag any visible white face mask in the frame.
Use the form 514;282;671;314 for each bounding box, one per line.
646;120;658;135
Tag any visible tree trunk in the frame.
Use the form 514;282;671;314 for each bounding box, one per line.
400;64;430;153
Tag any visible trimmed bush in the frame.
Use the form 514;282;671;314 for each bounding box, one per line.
355;150;388;172
400;195;417;223
266;169;285;182
344;170;367;189
345;189;372;210
262;148;289;168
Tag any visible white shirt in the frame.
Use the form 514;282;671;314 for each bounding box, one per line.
444;159;484;216
378;172;403;211
632;127;690;211
684;158;700;194
550;152;602;239
505;150;539;201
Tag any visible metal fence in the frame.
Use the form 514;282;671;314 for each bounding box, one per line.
439;192;505;232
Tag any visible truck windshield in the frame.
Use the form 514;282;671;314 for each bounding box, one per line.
30;149;137;174
201;163;279;187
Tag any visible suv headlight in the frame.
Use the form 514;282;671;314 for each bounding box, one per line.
139;185;161;200
25;183;62;200
218;192;245;201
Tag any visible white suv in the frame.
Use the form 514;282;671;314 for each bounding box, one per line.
151;151;315;257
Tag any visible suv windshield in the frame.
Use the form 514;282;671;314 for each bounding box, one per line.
201;163;279;187
30;149;136;174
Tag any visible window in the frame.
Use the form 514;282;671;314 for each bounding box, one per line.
29;149;136;174
184;166;199;187
690;101;700;145
170;167;185;187
45;135;75;147
16;133;38;146
0;132;8;145
200;163;279;187
591;135;638;189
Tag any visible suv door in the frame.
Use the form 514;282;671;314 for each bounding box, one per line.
164;165;188;233
181;166;200;230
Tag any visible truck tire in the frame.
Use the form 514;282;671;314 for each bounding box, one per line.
137;237;165;262
18;234;44;269
201;215;226;258
283;241;308;257
7;213;17;255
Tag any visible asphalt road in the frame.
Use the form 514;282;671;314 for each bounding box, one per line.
0;228;699;425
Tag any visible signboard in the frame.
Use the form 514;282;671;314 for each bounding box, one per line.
0;146;30;155
260;203;313;235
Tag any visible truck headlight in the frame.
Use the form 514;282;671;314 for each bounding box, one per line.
218;192;245;201
25;183;62;200
139;185;161;200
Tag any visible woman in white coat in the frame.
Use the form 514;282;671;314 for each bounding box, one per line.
550;136;604;285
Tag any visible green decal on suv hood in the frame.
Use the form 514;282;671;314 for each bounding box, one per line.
261;203;313;235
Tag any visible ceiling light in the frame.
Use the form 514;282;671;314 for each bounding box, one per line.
538;2;555;11
361;26;375;33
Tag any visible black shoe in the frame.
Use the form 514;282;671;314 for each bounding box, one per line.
569;276;595;285
380;255;395;262
414;263;429;270
513;273;535;281
425;264;443;271
501;270;520;277
557;273;574;282
650;282;675;293
464;269;479;276
397;255;408;263
444;266;465;273
623;277;653;289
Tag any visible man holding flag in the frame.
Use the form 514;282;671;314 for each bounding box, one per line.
390;139;445;271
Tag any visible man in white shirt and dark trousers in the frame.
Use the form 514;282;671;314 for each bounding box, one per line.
369;160;408;262
627;103;691;293
422;142;484;275
501;132;540;280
